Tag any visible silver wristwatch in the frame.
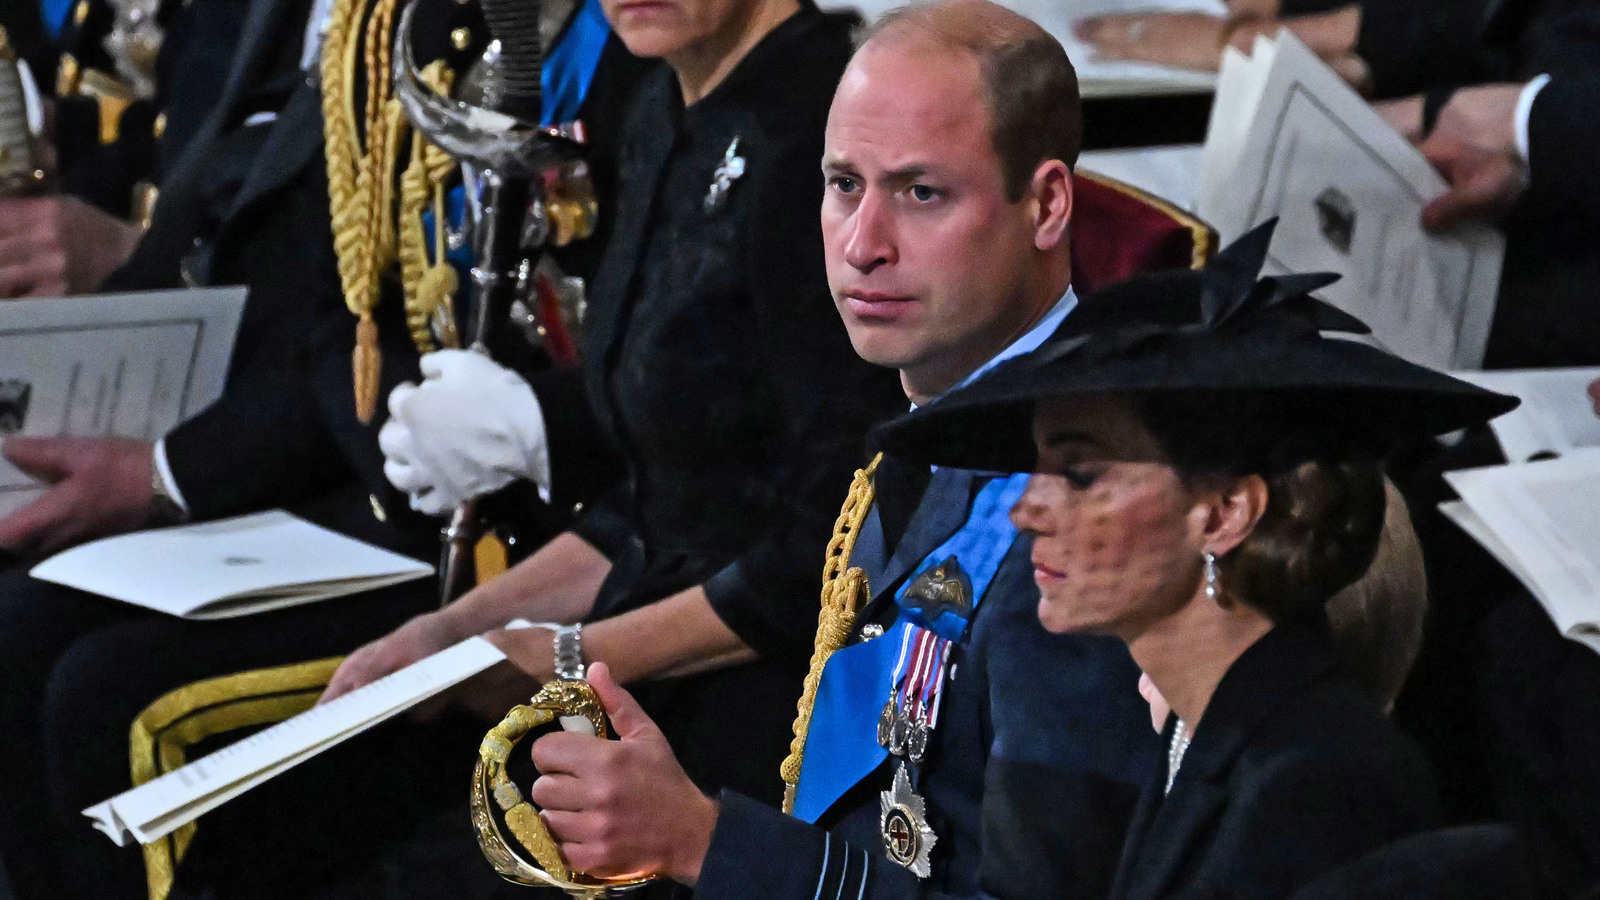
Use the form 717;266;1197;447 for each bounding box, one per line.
552;624;585;680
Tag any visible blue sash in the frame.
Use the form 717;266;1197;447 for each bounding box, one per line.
792;473;1031;823
42;0;73;38
541;0;608;125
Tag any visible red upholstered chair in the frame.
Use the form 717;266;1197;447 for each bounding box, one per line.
1070;169;1217;292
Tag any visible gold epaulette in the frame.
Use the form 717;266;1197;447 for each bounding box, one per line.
780;453;882;814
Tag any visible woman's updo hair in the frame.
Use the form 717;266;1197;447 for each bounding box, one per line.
1132;390;1389;622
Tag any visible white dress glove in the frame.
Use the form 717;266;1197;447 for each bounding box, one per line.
379;349;551;515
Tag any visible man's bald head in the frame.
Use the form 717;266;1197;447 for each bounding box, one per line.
858;0;1080;200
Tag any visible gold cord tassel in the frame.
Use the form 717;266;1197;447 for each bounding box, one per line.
323;0;406;421
780;454;881;814
353;313;381;422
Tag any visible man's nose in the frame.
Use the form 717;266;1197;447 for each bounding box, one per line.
842;191;896;272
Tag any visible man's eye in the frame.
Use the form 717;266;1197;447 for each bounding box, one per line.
829;175;861;194
909;184;939;202
1062;467;1100;490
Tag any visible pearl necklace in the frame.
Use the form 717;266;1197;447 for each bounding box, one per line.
1165;718;1191;795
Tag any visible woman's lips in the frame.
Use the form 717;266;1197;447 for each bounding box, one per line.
844;292;917;321
615;0;673;15
1032;558;1066;584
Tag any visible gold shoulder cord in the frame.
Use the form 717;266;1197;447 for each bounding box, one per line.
397;60;462;353
322;0;458;422
780;453;882;814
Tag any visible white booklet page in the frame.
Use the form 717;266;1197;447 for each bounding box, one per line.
1453;368;1600;463
1197;33;1504;370
1443;450;1600;653
31;510;433;619
84;631;519;845
0;287;246;518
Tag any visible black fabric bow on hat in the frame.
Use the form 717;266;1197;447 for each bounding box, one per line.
872;220;1519;474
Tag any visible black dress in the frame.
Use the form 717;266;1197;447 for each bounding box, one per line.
531;4;907;804
1109;618;1439;900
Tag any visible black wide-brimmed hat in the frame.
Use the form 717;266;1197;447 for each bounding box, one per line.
875;221;1518;473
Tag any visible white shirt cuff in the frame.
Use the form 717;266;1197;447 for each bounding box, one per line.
1514;74;1551;165
152;438;190;513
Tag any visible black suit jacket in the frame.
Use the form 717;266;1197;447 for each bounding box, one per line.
101;0;617;549
1109;619;1439;900
696;462;1158;900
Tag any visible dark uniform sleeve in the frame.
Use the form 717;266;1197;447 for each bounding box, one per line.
1355;0;1499;99
700;131;905;662
698;792;931;900
1522;6;1600;215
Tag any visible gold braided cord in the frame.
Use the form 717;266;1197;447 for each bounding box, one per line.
780;453;882;814
321;0;368;318
399;61;461;352
322;0;407;422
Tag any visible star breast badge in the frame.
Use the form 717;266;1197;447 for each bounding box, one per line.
880;764;937;878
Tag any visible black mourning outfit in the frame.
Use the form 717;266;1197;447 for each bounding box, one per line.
48;0;248;217
1109;620;1439;900
531;3;906;801
0;0;644;896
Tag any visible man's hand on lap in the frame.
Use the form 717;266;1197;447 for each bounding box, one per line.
0;195;143;298
0;436;155;553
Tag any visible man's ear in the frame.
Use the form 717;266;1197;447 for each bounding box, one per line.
1029;159;1073;252
1201;474;1268;557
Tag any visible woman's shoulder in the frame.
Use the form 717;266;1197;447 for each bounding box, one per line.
1228;675;1437;822
722;8;859;134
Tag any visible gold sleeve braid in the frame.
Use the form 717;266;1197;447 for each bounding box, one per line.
780;453;881;814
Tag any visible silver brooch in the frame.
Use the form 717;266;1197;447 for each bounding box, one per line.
703;137;746;213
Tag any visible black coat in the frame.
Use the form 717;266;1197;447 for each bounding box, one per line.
550;6;906;642
104;0;638;549
696;462;1159;900
1109;619;1439;900
49;0;246;217
1342;0;1600;367
522;5;906;804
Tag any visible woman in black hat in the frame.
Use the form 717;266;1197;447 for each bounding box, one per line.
874;223;1519;899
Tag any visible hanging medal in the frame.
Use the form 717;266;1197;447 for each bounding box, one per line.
876;619;954;878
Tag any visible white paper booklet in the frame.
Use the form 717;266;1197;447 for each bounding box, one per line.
85;631;517;846
31;510;432;619
1441;449;1600;653
1452;368;1600;463
816;0;1224;96
1197;33;1504;370
0;286;246;518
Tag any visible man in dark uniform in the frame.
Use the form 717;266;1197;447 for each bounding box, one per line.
509;3;1159;896
0;0;644;896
